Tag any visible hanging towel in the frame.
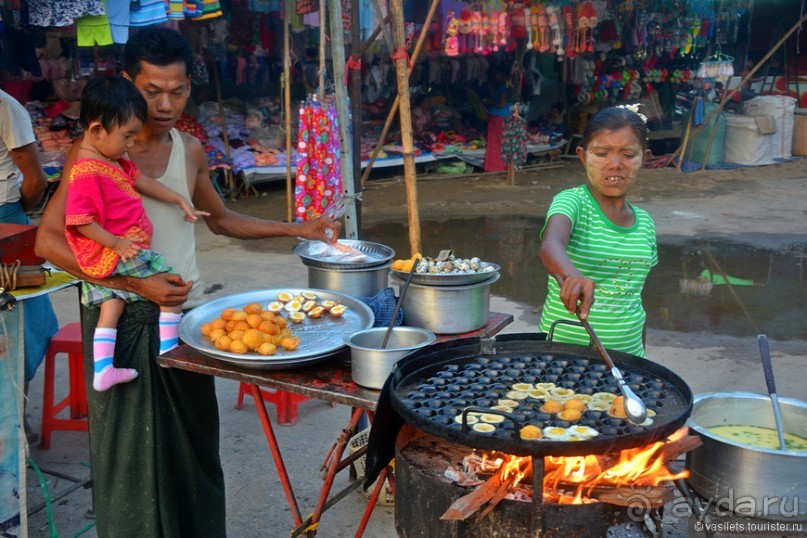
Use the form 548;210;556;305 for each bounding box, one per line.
295;97;342;222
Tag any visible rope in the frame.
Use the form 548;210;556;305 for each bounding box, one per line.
0;260;21;291
391;47;410;69
344;56;361;85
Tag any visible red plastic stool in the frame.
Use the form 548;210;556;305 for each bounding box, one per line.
40;322;89;449
235;382;313;426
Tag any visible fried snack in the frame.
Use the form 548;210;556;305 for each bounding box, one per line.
608;395;628;418
564;398;587;412
202;304;305;356
520;425;543;440
557;409;583;422
540;399;564;414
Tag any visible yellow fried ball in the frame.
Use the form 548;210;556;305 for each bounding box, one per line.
564;398;587;412
214;335;232;351
200;322;213;336
540;399;564;414
244;302;263;315
558;409;583;422
242;329;264;350
220;307;236;321
257;342;278;356
229;340;249;354
231;311;248;321
280;336;300;351
246;313;263;328
520;425;543;440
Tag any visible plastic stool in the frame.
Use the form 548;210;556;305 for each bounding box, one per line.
236;382;313;426
40;322;89;449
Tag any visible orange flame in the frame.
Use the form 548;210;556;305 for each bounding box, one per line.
487;428;691;505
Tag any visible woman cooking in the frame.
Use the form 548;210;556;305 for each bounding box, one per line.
538;106;656;358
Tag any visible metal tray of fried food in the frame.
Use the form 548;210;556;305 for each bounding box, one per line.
178;288;374;369
293;239;395;270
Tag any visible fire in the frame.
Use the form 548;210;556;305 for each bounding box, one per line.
486;428;691;505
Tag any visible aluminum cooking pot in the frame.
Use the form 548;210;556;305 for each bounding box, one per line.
686;392;807;521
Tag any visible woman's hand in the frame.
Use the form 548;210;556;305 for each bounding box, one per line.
113;237;141;262
558;275;596;320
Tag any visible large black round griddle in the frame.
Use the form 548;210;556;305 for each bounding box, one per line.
388;333;693;458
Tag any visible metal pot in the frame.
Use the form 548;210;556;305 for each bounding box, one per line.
686;392;807;521
390;273;500;335
307;262;391;299
347;327;435;389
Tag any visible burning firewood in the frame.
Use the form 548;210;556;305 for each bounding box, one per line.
441;473;504;521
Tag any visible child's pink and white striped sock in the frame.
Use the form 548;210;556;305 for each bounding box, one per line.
159;312;183;354
92;328;138;391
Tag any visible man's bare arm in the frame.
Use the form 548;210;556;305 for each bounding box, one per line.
10;142;47;211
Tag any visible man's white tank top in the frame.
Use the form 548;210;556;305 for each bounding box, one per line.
141;129;205;308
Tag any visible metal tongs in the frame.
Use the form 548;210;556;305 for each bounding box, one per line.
554;275;648;425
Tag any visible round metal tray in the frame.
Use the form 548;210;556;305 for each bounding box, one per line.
293;240;395;270
178;288;374;370
391;262;500;286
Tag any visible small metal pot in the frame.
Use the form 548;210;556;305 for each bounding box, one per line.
390;273;500;334
686;392;807;521
347;327;435;389
307;262;391;299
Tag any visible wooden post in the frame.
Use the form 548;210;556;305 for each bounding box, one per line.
350;0;362;232
389;0;421;255
284;0;293;222
360;0;441;189
329;0;358;239
318;0;326;103
677;95;696;172
212;59;234;197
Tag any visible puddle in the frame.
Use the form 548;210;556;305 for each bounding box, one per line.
362;217;807;341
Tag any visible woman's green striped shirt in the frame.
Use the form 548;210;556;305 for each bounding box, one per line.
538;185;658;357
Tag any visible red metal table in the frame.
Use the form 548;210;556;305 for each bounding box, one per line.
157;312;513;537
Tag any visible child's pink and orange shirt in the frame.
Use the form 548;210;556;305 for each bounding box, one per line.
65;158;153;278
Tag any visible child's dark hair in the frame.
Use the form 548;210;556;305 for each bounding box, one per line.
124;27;193;79
581;107;649;151
79;76;147;132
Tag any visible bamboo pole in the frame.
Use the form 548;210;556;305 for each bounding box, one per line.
211;59;234;196
284;0;293;222
329;0;358;239
360;0;442;189
370;0;395;53
677;95;696;172
318;0;326;103
389;0;421;255
675;12;807;166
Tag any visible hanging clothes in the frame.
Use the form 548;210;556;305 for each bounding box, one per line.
295;97;342;222
501;113;528;168
27;0;105;28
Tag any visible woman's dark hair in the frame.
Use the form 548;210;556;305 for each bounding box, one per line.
79;75;147;132
124;27;193;79
580;107;649;151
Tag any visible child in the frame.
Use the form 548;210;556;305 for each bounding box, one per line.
538;105;656;357
65;75;208;391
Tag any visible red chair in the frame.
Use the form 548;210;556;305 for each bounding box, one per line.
40;322;89;449
235;383;313;426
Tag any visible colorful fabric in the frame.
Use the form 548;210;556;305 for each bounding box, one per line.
190;0;222;20
81;301;226;537
501;114;527;167
295;98;342;222
296;0;318;15
80;249;172;306
538;185;658;357
174;114;231;169
483;114;506;172
28;0;105;27
65;158;153;278
167;0;185;19
129;0;168;27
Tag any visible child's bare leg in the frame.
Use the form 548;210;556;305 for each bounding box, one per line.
93;298;138;391
158;305;183;354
